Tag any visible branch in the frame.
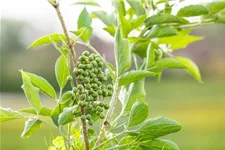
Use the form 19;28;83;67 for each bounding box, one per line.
53;4;90;150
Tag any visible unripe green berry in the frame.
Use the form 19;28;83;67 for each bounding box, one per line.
99;113;105;119
80;94;86;100
108;90;113;96
97;106;103;112
98;90;103;95
89;89;94;94
79;55;86;61
92;92;98;98
82;51;90;56
91;61;98;67
82;71;88;77
67;76;73;81
90;73;96;78
93;78;99;83
77;84;84;90
107;84;113;90
84;77;90;83
78;69;84;74
78;101;83;107
98;61;104;68
99;102;104;107
86;64;92;69
78;64;85;69
81;115;86;121
73;68;79;74
86;114;92;120
73;87;78;94
104;104;109;110
78;75;84;81
93;68;99;74
95;57;101;62
85;84;91;89
92;83;98;89
88;120;93;125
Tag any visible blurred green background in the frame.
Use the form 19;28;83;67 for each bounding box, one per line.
1;1;225;150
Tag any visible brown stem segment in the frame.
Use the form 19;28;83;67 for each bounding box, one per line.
54;4;90;150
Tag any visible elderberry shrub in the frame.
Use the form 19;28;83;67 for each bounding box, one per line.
73;51;113;125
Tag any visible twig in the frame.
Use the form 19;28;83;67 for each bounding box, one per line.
53;3;90;150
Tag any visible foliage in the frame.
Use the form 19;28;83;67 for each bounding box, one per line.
1;0;224;150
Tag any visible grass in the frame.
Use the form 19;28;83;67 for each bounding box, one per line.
1;78;225;150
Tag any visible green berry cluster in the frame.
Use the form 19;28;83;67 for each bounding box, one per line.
72;51;113;125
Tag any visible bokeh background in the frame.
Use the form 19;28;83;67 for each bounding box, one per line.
1;0;225;150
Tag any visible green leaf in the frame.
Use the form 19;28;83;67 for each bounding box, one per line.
71;27;92;42
113;0;126;16
0;107;23;122
58;105;77;126
216;14;225;23
20;106;52;116
145;43;155;68
60;91;75;104
120;15;132;37
20;70;42;113
206;2;225;14
138;116;182;141
145;26;177;39
132;41;150;58
55;55;70;89
28;33;69;48
22;71;57;100
92;11;117;26
131;15;147;30
126;0;145;16
175;56;202;82
118;70;156;87
153;58;186;69
114;26;131;76
124;79;146;113
73;1;101;7
177;5;209;17
78;7;92;29
118;136;137;150
21;118;42;138
145;14;185;26
158;30;204;50
128;102;148;127
103;26;116;36
140;139;180;150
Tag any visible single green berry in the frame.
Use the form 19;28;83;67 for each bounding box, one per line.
99;102;104;107
92;92;98;98
77;84;84;90
73;68;79;74
82;51;90;56
82;71;88;77
84;77;90;83
104;104;109;110
91;61;98;67
81;115;86;121
93;78;99;83
85;84;91;89
97;106;103;112
90;73;96;78
102;77;107;82
95;57;101;62
89;55;94;61
107;90;113;96
98;90;103;95
78;75;84;81
78;69;84;74
88;120;93;125
86;114;92;120
92;83;98;89
67;76;73;81
98;61;104;68
107;84;113;90
78;64;85;69
86;64;92;69
97;81;102;86
80;94;86;100
89;89;94;94
73;87;78;93
94;68;99;74
99;113;105;119
78;101;83;107
78;55;86;61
